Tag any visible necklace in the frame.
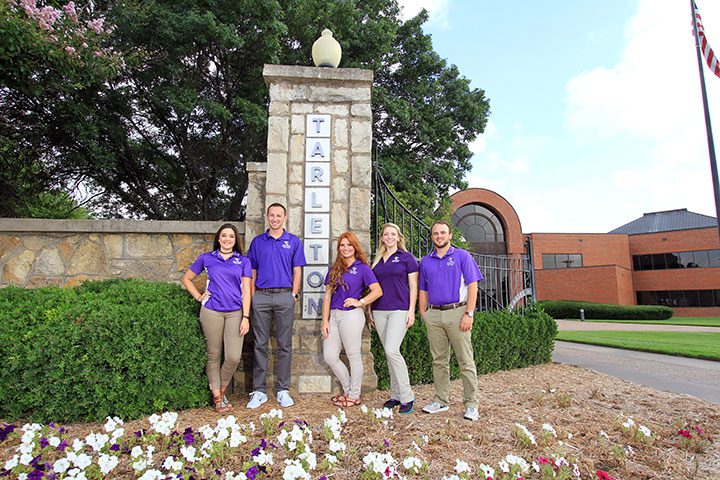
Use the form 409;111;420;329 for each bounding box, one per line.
220;249;233;255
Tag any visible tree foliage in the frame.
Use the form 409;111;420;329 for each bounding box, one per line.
1;0;489;221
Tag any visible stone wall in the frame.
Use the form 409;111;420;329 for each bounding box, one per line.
0;219;243;288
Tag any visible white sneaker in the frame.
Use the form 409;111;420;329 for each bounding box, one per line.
276;390;295;408
464;406;479;421
422;401;449;414
246;391;268;409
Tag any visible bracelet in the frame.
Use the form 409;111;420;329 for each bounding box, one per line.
242;315;250;320
359;298;366;306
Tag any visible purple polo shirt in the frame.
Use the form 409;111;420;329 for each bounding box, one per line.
324;260;379;311
419;246;483;306
372;249;419;311
247;229;306;289
189;250;252;312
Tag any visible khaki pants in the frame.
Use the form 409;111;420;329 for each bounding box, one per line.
323;308;365;399
373;310;414;403
423;306;478;408
200;306;244;391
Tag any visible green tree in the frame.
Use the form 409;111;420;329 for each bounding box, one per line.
2;0;489;221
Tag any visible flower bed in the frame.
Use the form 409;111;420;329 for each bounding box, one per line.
1;364;717;480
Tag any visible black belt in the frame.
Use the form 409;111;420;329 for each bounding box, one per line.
428;301;466;311
256;288;292;293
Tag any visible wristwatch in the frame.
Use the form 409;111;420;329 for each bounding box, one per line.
292;293;299;300
464;311;473;317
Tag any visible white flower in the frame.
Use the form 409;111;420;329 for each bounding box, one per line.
199;425;215;440
72;439;85;451
527;415;534;423
253;450;273;466
86;432;110;452
103;416;124;433
454;459;471;474
479;463;495;478
283;459;311;480
53;457;70;473
4;455;19;470
498;460;509;473
298;450;317;470
132;458;148;471
514;423;537;445
181;445;197;462
542;423;557;437
403;456;423;471
149;412;178;436
138;469;164;480
49;436;61;447
421;434;429;445
504;453;530;473
131;446;143;458
98;454;119;475
19;453;33;466
567;433;573;440
73;453;92;469
638;425;652;437
622;417;635;429
162;455;183;471
329;439;346;453
111;428;125;442
599;430;610;440
226;472;248;480
360;405;369;413
442;475;461;480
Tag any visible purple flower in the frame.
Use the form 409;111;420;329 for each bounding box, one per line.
57;440;68;452
109;443;120;452
28;469;44;480
260;438;267;449
251;446;260;456
246;466;260;480
48;422;55;428
319;477;328;480
384;439;390;448
39;438;49;448
183;427;195;445
57;427;65;435
293;419;308;427
134;430;144;438
278;421;286;428
30;455;43;468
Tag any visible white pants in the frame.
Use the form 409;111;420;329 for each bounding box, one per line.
373;310;414;403
323;308;365;399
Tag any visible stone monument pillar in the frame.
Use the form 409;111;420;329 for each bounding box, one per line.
243;64;376;395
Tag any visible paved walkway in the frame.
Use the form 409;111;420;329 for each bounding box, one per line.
553;341;720;403
555;319;719;332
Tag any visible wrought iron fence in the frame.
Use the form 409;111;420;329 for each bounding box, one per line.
371;156;535;312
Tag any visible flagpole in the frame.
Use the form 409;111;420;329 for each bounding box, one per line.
690;0;720;239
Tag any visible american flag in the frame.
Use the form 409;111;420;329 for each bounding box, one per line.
694;1;720;78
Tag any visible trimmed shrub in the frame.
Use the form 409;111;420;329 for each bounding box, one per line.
371;304;557;390
538;300;673;320
0;279;208;423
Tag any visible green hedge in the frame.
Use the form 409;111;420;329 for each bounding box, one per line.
371;304;557;390
537;300;673;320
0;279;208;423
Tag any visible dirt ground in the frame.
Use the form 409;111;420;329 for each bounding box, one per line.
2;363;719;479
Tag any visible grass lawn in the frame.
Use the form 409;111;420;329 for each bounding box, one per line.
555;330;720;361
583;317;720;327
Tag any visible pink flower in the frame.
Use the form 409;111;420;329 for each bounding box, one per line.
86;18;106;34
694;425;705;435
537;457;552;465
678;429;692;439
64;45;76;55
596;471;617;480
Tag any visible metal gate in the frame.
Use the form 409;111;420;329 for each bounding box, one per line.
371;159;535;312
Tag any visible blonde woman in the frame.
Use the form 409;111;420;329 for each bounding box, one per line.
321;232;383;407
370;223;419;414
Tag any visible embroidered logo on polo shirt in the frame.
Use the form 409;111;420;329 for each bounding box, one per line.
349;266;358;275
391;256;400;263
232;257;243;265
282;240;291;249
446;257;455;267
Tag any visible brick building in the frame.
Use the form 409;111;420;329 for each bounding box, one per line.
450;189;720;317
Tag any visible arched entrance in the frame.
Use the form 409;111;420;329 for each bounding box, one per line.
452;203;507;255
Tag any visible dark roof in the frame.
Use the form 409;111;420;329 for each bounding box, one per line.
609;208;717;234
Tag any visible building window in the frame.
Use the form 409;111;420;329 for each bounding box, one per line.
636;289;720;307
452;203;507;255
632;249;720;270
542;253;583;269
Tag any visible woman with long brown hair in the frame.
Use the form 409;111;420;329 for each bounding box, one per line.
182;223;251;413
321;232;382;407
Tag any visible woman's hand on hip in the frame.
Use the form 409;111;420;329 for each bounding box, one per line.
343;298;362;308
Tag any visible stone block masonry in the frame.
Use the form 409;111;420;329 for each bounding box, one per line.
0;219;243;288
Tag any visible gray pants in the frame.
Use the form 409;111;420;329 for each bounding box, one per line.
372;310;414;403
251;291;295;393
424;306;478;408
199;306;244;391
323;308;365;399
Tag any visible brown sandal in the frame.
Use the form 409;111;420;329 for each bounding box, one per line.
219;387;232;408
213;395;231;413
335;396;361;407
331;394;346;406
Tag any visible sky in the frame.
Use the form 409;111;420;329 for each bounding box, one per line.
397;0;720;233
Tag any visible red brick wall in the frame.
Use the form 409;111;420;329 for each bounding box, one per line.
628;227;719;254
674;307;720;317
530;233;632;270
534;265;633;305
